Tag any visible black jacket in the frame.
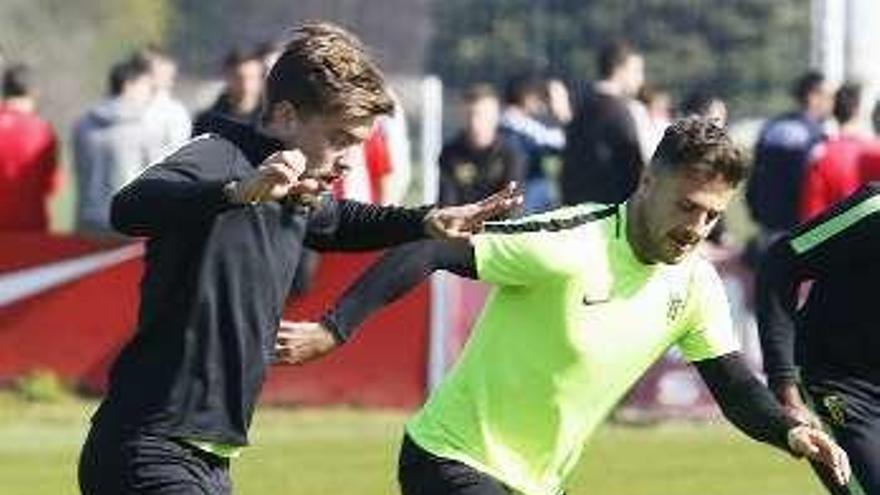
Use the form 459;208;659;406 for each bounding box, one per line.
561;86;642;205
758;183;880;386
94;120;430;445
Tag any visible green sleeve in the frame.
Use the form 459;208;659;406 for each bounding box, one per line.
472;227;576;287
676;259;739;362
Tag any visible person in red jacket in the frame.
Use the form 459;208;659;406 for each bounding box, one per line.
800;82;880;221
0;63;60;231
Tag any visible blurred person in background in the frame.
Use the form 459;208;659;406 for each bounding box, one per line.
255;38;285;73
139;45;192;157
872;99;880;136
499;73;566;213
633;82;672;160
439;83;526;207
73;55;161;235
0;63;60;231
193;47;264;136
371;91;413;205
562;39;645;205
681;89;728;127
745;70;832;260
800;82;880;221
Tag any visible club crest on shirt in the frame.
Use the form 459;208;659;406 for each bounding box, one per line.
822;394;847;426
453;162;478;185
666;294;685;324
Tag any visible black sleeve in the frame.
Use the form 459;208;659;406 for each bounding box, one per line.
321;239;476;342
303;196;433;252
110;140;244;237
504;141;529;187
757;183;880;387
437;146;459;206
694;352;800;453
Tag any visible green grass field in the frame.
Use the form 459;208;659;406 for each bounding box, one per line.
0;392;826;495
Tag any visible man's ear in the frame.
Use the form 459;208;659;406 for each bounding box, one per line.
635;168;655;198
267;100;299;128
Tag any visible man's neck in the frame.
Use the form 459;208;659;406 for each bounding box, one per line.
4;97;35;114
595;80;623;97
838;121;864;137
233;97;259;117
624;201;653;265
802;107;825;123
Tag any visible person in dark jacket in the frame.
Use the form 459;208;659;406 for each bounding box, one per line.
192;47;265;136
77;22;519;495
561;40;644;205
746;71;832;241
73;55;163;234
439;84;526;207
757;183;880;495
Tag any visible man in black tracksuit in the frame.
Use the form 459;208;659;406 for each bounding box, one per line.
561;40;644;205
77;22;518;495
758;183;880;495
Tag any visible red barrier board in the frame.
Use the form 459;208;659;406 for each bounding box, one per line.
0;234;428;408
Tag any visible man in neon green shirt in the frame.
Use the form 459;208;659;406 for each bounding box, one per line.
277;117;850;495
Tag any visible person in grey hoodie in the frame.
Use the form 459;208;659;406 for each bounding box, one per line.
73;55;163;234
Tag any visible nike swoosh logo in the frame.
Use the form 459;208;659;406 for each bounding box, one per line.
582;295;611;306
0;243;144;308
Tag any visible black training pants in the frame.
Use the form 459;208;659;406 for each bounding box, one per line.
78;421;231;495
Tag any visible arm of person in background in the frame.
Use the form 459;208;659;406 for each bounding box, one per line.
436;145;460;206
379;109;412;205
615;103;647;187
42;129;61;218
503;142;528;202
303;182;521;251
694;352;850;485
110;144;315;237
546;79;572;126
757;183;880;425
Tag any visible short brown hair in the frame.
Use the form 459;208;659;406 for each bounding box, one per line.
833;81;862;125
652;116;748;185
265;21;394;120
461;83;498;105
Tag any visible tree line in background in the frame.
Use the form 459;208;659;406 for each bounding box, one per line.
1;0;810;128
429;0;811;118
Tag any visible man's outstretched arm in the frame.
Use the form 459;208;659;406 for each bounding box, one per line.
694;352;851;486
275;239;476;361
303;182;521;251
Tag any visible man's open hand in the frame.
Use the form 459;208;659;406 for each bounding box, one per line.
273;321;338;365
424;182;523;240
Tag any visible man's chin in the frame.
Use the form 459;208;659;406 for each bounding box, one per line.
659;246;692;265
287;192;323;207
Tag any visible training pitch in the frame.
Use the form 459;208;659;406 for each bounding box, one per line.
0;392;825;494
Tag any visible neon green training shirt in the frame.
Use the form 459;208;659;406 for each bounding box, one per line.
406;203;738;495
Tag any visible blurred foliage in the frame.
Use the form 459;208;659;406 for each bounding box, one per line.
0;0;172;124
429;0;811;117
0;0;172;231
12;370;71;403
168;0;431;75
